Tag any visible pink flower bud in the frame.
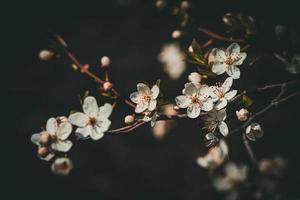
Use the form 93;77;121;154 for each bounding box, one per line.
172;30;182;39
39;50;54;61
124;115;135;124
38;146;49;158
103;81;113;91
100;56;111;68
236;108;249;121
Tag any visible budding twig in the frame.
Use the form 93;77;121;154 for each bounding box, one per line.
198;27;245;43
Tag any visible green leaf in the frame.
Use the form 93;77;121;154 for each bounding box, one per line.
241;95;253;107
83;90;90;98
155;79;161;87
191;39;202;54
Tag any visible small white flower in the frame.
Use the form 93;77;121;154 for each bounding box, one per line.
100;56;111;68
69;96;113;140
236;108;249;121
176;83;214;118
210;43;247;79
210;77;237;110
204;109;229;137
245;122;264;141
31;116;73;153
158;43;186;80
197;139;228;168
51;157;73;176
130;83;160;113
188;72;202;87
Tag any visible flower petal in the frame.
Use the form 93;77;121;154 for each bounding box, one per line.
51;140;72;152
75;126;91;138
46;118;58;135
151;85;160;99
227;43;240;59
215;98;227;110
40;153;55;161
224;90;237;100
137;83;150;95
199;85;212;99
184;82;198;96
212;62;227;75
89;126;104;140
212;48;226;62
31;133;41;146
217;109;227;121
218;121;229;137
148;100;157;111
175;95;191;108
233;52;247;65
187;105;201;118
130;92;140;104
56;121;72;140
83;96;99;118
97;119;111;132
202;99;214;111
69;112;89;127
135;102;148;113
226;66;240;79
98;103;113;119
222;77;233;93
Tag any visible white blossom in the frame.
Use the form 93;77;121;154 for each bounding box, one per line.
197;139;228;168
158;43;186;80
188;72;202;87
204;109;229;137
210;43;247;79
100;56;111;68
130;83;159;113
51;157;73;176
31;116;73;153
210;77;237;110
69;96;113;140
245;122;264;141
176;83;214;118
236;108;249;121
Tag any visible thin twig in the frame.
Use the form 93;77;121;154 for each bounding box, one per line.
198;27;245;43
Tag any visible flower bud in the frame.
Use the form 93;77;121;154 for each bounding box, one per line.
38;146;49;158
245;123;264;141
172;30;182;39
235;108;249;121
51;157;73;176
103;81;113;91
188;72;202;83
155;0;165;8
180;1;190;11
188;45;193;53
100;56;111;68
124;115;135;124
39;50;54;61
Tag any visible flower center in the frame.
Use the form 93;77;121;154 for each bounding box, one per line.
225;56;234;65
143;95;151;102
191;95;201;104
89;117;97;126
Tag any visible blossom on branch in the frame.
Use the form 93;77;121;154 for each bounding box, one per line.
204;109;229;137
69;96;113;140
209;43;247;79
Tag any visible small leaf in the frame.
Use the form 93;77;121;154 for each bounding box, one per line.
101;92;110;97
72;64;78;71
155;79;161;87
83;90;89;98
191;39;202;54
241;95;253;107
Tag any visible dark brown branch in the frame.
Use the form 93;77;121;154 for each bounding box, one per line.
198;27;245;43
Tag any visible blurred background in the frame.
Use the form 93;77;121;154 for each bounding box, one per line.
4;0;300;199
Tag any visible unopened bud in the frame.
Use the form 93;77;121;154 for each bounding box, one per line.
38;146;49;158
100;56;111;68
236;108;249;121
51;157;73;176
188;72;202;83
173;105;180;111
188;45;193;53
155;0;165;8
124;115;135;124
180;1;190;11
172;30;182;39
39;50;54;61
103;81;113;91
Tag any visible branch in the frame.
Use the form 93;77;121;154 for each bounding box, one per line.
198;27;245;43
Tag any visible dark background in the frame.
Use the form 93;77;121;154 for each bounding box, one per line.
4;0;300;199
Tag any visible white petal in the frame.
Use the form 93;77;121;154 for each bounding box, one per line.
130;92;140;104
187;105;201;118
135;103;148;113
75;126;91;138
226;66;240;79
212;48;227;62
40;153;55;161
217;109;227;121
137;83;150;95
224;90;237;100
56;121;72;140
69;112;89;127
184;82;198;96
89;126;104;140
83;96;99;118
222;77;233;93
98;103;113;119
202;99;214;111
97;119;111;132
215;98;227;110
148;100;157;111
51;140;72;152
199;85;212;98
151;113;158;127
212;62;227;75
233;52;247;65
151;85;160;99
46;118;58;135
227;43;240;59
210;86;221;102
218;121;229;137
175;95;191;108
31;133;41;146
